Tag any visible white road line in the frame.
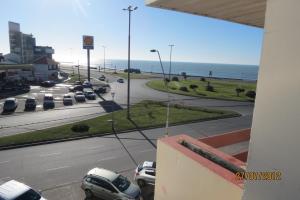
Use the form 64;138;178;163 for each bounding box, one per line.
0;160;10;165
86;145;104;150
139;149;155;153
46;166;70;172
98;156;116;162
39;152;62;157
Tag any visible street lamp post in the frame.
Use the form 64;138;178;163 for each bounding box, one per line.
150;49;170;137
111;91;115;130
168;44;174;80
102;45;106;72
123;5;138;119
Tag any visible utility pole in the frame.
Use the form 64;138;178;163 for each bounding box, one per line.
123;5;138;119
102;45;106;73
169;44;174;80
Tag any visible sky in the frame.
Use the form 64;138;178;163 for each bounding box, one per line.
0;0;264;65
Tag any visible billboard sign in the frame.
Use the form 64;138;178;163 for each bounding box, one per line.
83;35;94;50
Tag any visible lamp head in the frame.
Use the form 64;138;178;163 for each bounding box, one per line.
134;6;138;10
150;49;157;53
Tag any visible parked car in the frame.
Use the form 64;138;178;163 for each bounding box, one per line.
82;81;93;88
84;90;96;100
74;91;86;102
69;85;84;92
63;94;73;105
94;86;107;94
117;78;124;83
25;97;37;110
3;98;18;112
41;80;55;87
99;75;106;81
43;94;55;109
81;168;141;200
134;161;156;187
0;180;46;200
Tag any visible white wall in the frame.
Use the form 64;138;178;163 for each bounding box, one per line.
243;0;300;199
34;64;58;81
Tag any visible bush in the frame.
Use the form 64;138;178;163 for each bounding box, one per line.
172;76;179;81
235;88;245;97
246;90;256;99
189;84;198;90
200;77;206;82
179;86;189;92
71;124;90;133
164;78;170;82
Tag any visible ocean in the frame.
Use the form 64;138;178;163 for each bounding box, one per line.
93;59;259;81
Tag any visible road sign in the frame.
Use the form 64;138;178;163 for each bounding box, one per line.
83;35;94;50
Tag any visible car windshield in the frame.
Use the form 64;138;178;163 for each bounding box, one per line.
112;175;130;192
44;96;53;100
4;100;15;105
64;95;71;98
14;189;41;200
26;99;35;103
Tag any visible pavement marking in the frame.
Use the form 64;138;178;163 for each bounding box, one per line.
139;149;155;153
46;166;70;172
0;160;10;165
86;145;105;150
39;152;62;157
98;156;116;162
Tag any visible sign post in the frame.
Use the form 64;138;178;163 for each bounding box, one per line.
82;35;94;82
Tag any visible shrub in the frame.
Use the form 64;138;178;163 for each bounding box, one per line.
189;84;198;90
172;76;179;81
164;78;170;82
235;88;245;97
200;77;206;82
179;86;189;92
246;90;256;99
71;124;90;133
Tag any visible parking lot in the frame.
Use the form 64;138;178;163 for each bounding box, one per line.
0;82;104;115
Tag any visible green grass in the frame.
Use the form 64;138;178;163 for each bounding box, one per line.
66;73;86;83
0;101;239;147
147;79;256;101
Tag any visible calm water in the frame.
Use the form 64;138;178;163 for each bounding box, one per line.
93;59;259;81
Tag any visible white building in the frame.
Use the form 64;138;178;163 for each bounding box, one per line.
33;56;59;81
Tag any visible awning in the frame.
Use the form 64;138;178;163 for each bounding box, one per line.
145;0;266;28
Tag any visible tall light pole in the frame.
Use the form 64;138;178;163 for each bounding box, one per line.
102;45;106;72
168;44;174;80
123;5;138;119
150;49;170;137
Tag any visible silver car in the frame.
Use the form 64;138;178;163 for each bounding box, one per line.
81;168;141;200
0;180;46;200
134;161;156;187
74;91;86;102
63;94;73;105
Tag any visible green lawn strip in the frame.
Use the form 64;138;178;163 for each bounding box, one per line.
0;101;239;147
66;73;87;83
147;79;256;101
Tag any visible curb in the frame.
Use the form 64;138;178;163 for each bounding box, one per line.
0;113;240;151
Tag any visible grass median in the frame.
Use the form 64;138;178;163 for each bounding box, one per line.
0;101;240;147
147;79;256;101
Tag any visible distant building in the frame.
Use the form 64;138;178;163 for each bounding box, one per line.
33;56;59;81
8;21;54;64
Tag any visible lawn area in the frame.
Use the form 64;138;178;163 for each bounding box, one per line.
0;101;239;147
147;78;257;101
66;73;86;83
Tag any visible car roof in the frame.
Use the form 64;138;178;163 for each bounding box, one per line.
5;98;16;101
87;168;119;182
142;161;156;169
44;93;53;97
26;97;36;100
0;180;30;200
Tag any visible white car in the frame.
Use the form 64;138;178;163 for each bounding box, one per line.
81;168;141;200
0;180;46;200
134;161;156;187
74;91;86;102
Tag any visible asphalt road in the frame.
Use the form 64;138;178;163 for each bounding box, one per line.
0;115;252;200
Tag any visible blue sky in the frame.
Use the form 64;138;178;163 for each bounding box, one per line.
0;0;263;65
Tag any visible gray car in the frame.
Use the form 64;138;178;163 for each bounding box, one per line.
134;161;156;187
81;168;141;200
3;98;18;112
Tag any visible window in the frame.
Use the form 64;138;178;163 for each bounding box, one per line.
145;170;156;176
90;178;117;193
14;189;41;200
112;175;130;192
